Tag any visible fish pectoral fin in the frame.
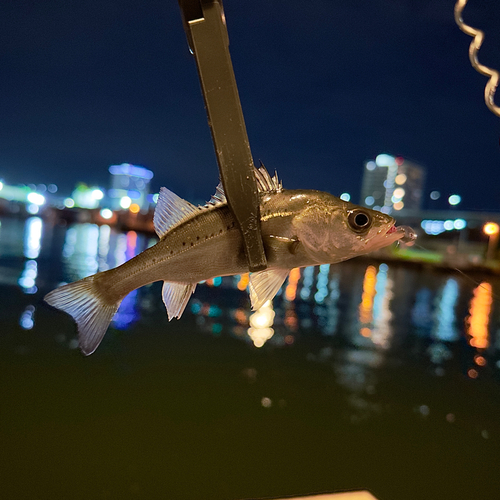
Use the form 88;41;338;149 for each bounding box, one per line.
162;282;197;320
248;269;290;310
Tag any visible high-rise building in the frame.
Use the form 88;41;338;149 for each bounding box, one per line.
108;163;154;211
360;154;425;214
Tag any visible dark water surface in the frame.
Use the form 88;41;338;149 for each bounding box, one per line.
1;216;500;500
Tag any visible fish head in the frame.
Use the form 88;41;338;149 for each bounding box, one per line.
292;194;407;264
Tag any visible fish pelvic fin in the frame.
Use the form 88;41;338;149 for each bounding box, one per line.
249;269;290;310
44;276;120;356
162;282;197;320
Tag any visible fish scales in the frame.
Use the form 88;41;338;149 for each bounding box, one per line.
44;165;413;355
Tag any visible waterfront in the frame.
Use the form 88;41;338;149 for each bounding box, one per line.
1;215;500;499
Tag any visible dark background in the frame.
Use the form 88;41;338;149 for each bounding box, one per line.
1;0;499;210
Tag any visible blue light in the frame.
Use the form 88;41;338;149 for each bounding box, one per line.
444;220;454;231
375;154;395;167
109;163;154;180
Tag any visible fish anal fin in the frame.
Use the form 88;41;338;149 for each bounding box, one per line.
153;187;200;239
162;282;197;320
249;269;290;310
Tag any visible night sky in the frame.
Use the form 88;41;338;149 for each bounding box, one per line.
1;0;500;211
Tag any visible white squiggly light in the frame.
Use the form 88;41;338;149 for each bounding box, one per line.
454;0;500;117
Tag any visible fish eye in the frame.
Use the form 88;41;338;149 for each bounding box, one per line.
348;210;372;232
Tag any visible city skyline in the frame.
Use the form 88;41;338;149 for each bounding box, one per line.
1;0;500;211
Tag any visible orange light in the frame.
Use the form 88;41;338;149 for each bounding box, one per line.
237;273;249;291
360;327;372;338
284;308;298;330
285;267;301;301
234;308;247;325
465;282;492;349
126;230;137;251
474;355;487;366
483;222;499;236
129;203;140;214
359;265;377;323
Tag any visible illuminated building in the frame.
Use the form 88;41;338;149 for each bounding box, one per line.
108;163;153;211
70;183;104;209
360;154;425;214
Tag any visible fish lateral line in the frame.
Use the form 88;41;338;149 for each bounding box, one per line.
43;163;408;355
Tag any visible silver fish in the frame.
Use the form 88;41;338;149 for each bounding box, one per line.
44;165;411;355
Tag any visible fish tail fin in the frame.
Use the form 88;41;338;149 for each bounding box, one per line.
44;275;121;356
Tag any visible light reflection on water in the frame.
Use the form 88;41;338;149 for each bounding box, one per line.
4;217;500;381
2;217;500;498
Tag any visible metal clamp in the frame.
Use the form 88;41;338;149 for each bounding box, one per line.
178;0;268;272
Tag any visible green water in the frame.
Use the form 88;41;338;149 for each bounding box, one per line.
1;216;500;499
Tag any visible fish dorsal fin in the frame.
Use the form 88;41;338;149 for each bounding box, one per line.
249;269;290;310
162;282;197;320
154;187;200;238
206;182;227;206
255;162;283;193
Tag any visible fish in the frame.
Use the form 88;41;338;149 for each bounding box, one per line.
44;165;412;355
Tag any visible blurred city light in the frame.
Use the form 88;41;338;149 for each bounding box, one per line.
421;219;467;236
393;187;405;198
340;193;350;201
24;217;43;259
483;222;499;236
71;184;103;209
444;220;454;231
448;194;461;206
19;305;35;329
430;190;440;200
100;208;113;219
484;222;500;260
248;300;275;347
120;196;132;209
285;267;300;301
129;203;140;214
375;154;395;167
466;282;492;349
27;192;45;205
91;189;104;200
64;197;75;208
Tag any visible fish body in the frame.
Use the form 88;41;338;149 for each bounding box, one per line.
45;166;410;355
